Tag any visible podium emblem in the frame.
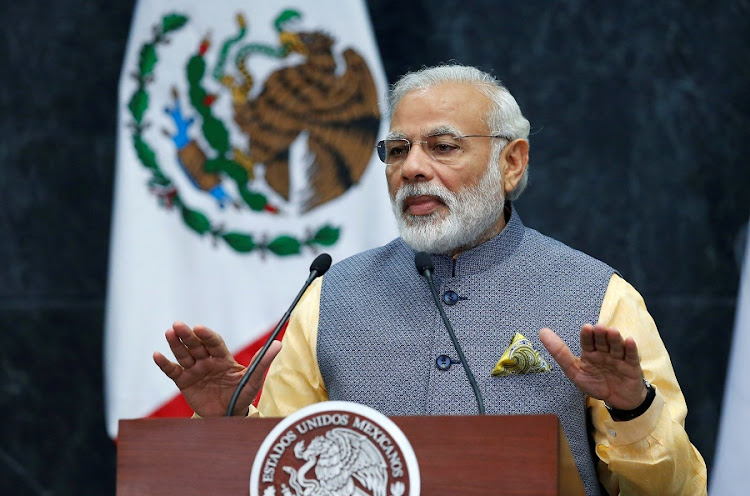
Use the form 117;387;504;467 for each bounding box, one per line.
250;401;420;496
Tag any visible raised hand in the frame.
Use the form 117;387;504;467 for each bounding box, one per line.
153;321;282;417
539;323;647;410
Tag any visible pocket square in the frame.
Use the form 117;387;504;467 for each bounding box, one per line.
492;332;551;377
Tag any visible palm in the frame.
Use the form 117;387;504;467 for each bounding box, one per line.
153;322;281;417
540;324;646;410
173;356;250;417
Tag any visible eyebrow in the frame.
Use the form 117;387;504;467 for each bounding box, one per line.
386;125;463;141
425;125;462;137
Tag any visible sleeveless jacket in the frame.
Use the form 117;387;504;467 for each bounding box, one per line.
318;208;613;495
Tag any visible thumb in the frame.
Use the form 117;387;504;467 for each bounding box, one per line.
253;340;282;372
235;340;283;408
539;327;578;376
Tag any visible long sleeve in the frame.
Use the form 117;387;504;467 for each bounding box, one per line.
592;274;707;495
252;277;328;417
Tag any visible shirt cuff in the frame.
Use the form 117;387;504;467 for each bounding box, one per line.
602;390;665;446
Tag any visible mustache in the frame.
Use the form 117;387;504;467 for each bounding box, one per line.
394;182;455;211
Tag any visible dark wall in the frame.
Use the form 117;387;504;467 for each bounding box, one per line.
1;1;748;493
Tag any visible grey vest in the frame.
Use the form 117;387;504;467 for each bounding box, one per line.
318;208;613;496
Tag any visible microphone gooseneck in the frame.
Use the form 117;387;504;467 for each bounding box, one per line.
415;251;486;415
226;253;332;416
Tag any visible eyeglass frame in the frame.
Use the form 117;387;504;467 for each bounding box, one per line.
375;134;514;165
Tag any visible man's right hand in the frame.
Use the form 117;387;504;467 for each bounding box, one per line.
153;321;282;417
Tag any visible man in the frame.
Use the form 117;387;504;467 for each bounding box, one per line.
154;65;707;495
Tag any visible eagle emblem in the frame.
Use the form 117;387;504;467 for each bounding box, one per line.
125;10;381;257
224;26;381;212
251;403;418;496
282;428;391;496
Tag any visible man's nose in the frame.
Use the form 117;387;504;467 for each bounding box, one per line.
399;142;434;181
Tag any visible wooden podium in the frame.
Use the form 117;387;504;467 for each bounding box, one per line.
117;414;585;495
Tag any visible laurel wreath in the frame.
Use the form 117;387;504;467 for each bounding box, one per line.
126;12;341;256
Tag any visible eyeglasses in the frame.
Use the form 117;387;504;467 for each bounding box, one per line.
376;134;512;166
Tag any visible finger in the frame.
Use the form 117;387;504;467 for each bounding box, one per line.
237;341;283;404
153;351;183;381
623;337;641;366
605;327;626;360
173;323;210;361
580;324;595;352
193;324;233;358
165;326;196;369
254;340;282;370
539;328;578;378
242;341;283;390
592;324;610;353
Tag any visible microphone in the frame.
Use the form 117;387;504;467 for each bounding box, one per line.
415;252;486;415
226;253;332;416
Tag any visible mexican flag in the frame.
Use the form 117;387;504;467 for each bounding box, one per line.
104;0;396;438
710;218;750;495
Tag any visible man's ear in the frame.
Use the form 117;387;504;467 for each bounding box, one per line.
500;139;529;195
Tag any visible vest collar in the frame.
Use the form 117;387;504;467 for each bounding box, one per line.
400;203;526;279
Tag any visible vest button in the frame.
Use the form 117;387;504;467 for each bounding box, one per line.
443;290;459;305
436;354;453;371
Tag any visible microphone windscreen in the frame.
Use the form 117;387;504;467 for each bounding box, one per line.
310;253;332;276
414;251;434;275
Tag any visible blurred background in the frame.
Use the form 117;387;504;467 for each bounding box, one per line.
1;0;748;493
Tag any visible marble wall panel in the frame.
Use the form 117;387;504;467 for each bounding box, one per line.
0;306;116;494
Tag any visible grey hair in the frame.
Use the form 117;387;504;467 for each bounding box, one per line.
388;64;531;201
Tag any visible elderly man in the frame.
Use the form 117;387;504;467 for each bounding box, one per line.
154;65;707;495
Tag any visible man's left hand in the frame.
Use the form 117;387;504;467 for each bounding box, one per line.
539;324;647;410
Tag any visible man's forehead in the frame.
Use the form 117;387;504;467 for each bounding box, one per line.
388;82;490;138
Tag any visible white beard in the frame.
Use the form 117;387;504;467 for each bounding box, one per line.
391;162;506;255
